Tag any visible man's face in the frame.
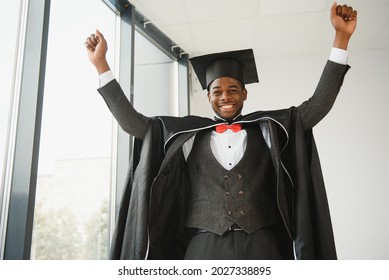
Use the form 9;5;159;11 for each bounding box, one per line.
207;77;247;120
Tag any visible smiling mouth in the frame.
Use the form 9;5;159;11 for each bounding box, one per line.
220;104;234;109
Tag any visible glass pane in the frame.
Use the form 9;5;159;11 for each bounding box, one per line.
0;0;21;205
134;31;175;116
31;0;116;260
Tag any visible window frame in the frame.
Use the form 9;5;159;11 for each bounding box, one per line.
0;0;189;260
1;0;51;260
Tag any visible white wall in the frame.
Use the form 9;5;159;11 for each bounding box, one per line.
189;48;389;260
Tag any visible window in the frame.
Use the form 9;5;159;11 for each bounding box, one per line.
0;0;21;185
1;0;188;260
134;31;176;116
0;0;22;258
30;0;117;259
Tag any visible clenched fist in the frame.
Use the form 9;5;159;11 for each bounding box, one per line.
336;4;357;21
85;30;110;74
331;2;358;50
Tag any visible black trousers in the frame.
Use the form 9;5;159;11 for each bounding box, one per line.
184;224;294;260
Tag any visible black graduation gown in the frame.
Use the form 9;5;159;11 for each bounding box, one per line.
109;108;337;260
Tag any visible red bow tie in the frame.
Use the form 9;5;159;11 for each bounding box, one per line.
215;123;242;133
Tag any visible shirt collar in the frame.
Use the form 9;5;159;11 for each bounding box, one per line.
214;114;243;123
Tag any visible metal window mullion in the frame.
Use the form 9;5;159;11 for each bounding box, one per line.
0;0;26;260
110;4;135;226
3;0;50;260
178;54;190;116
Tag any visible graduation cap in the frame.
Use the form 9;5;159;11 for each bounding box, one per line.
190;49;259;90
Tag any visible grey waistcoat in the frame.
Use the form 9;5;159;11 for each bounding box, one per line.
185;126;279;236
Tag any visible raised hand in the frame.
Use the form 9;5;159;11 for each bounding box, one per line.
331;2;358;50
85;30;110;74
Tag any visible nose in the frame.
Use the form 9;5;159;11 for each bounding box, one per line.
220;91;231;101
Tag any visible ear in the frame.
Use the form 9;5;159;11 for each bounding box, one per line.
243;88;248;101
207;91;211;102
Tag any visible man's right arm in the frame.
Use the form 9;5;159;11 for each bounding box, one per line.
98;77;149;139
85;30;149;139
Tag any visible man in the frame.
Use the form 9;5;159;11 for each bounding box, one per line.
85;3;357;260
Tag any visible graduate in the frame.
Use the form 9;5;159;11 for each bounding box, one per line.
85;3;357;259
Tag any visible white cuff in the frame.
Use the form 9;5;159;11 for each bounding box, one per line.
329;48;349;65
99;70;115;88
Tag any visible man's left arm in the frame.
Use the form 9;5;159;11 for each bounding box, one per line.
298;2;357;130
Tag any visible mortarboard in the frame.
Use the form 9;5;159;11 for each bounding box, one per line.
190;49;259;90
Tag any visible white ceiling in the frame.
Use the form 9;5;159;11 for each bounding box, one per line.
128;0;389;59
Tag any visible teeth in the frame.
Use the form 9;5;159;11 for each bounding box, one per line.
221;105;233;109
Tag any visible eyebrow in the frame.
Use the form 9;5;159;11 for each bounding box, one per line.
211;85;240;90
